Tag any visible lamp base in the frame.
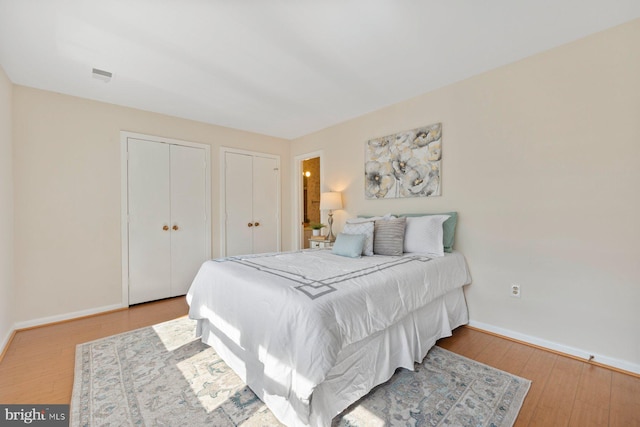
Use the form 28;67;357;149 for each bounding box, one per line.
327;212;336;242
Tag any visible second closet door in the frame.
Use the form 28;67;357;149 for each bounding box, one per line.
225;152;254;256
224;151;279;256
251;155;279;254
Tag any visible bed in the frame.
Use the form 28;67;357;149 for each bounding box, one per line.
187;230;472;426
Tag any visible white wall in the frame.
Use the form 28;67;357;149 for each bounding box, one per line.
292;20;640;371
0;65;13;350
12;86;291;325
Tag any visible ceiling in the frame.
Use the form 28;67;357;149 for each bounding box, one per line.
1;1;639;139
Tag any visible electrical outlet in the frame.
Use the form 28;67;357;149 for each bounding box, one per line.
511;284;521;298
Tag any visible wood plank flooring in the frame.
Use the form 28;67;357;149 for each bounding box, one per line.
437;327;640;427
0;297;188;404
1;297;638;426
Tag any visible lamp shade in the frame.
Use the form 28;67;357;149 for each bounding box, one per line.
319;192;343;211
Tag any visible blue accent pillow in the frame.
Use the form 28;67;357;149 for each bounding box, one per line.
332;233;366;258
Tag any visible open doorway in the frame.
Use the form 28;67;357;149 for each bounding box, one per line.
301;157;321;248
293;151;323;250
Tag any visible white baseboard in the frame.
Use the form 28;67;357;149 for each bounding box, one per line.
13;303;126;330
468;320;640;375
0;327;15;359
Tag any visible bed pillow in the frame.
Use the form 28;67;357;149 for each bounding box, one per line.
342;221;374;256
374;217;406;256
403;215;450;257
346;213;394;224
332;233;366;258
401;212;457;252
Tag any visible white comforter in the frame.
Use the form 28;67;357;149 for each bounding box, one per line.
187;249;471;426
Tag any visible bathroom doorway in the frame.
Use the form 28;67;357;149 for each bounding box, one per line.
302;157;321;248
294;151;323;249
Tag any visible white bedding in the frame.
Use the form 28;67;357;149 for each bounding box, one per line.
187;249;471;426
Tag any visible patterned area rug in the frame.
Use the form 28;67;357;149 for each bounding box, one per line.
71;318;530;427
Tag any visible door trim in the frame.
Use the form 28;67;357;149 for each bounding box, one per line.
121;131;211;306
220;147;281;257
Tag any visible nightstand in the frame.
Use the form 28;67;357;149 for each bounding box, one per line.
309;239;333;249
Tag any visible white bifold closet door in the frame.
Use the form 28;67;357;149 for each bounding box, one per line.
127;138;207;305
224;151;279;256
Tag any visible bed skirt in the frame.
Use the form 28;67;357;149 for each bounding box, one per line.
196;286;468;427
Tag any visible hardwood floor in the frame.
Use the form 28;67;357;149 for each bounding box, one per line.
0;296;189;405
438;327;640;427
1;297;638;426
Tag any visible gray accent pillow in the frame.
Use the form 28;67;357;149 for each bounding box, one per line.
373;217;406;256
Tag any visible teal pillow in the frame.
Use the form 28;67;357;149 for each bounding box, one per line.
332;233;366;258
400;212;457;252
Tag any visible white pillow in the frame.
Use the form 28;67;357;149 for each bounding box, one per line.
346;213;394;224
403;215;450;257
342;221;374;256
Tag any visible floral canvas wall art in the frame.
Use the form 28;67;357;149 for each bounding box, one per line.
365;123;442;199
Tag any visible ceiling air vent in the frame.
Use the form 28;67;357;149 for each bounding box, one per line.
92;68;112;82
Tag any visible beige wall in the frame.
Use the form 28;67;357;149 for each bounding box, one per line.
0;66;13;348
5;18;639;371
292;20;640;369
12;86;291;324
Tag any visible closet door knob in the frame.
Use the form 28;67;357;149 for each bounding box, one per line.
172;225;179;231
254;222;260;227
162;225;169;231
248;223;254;227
